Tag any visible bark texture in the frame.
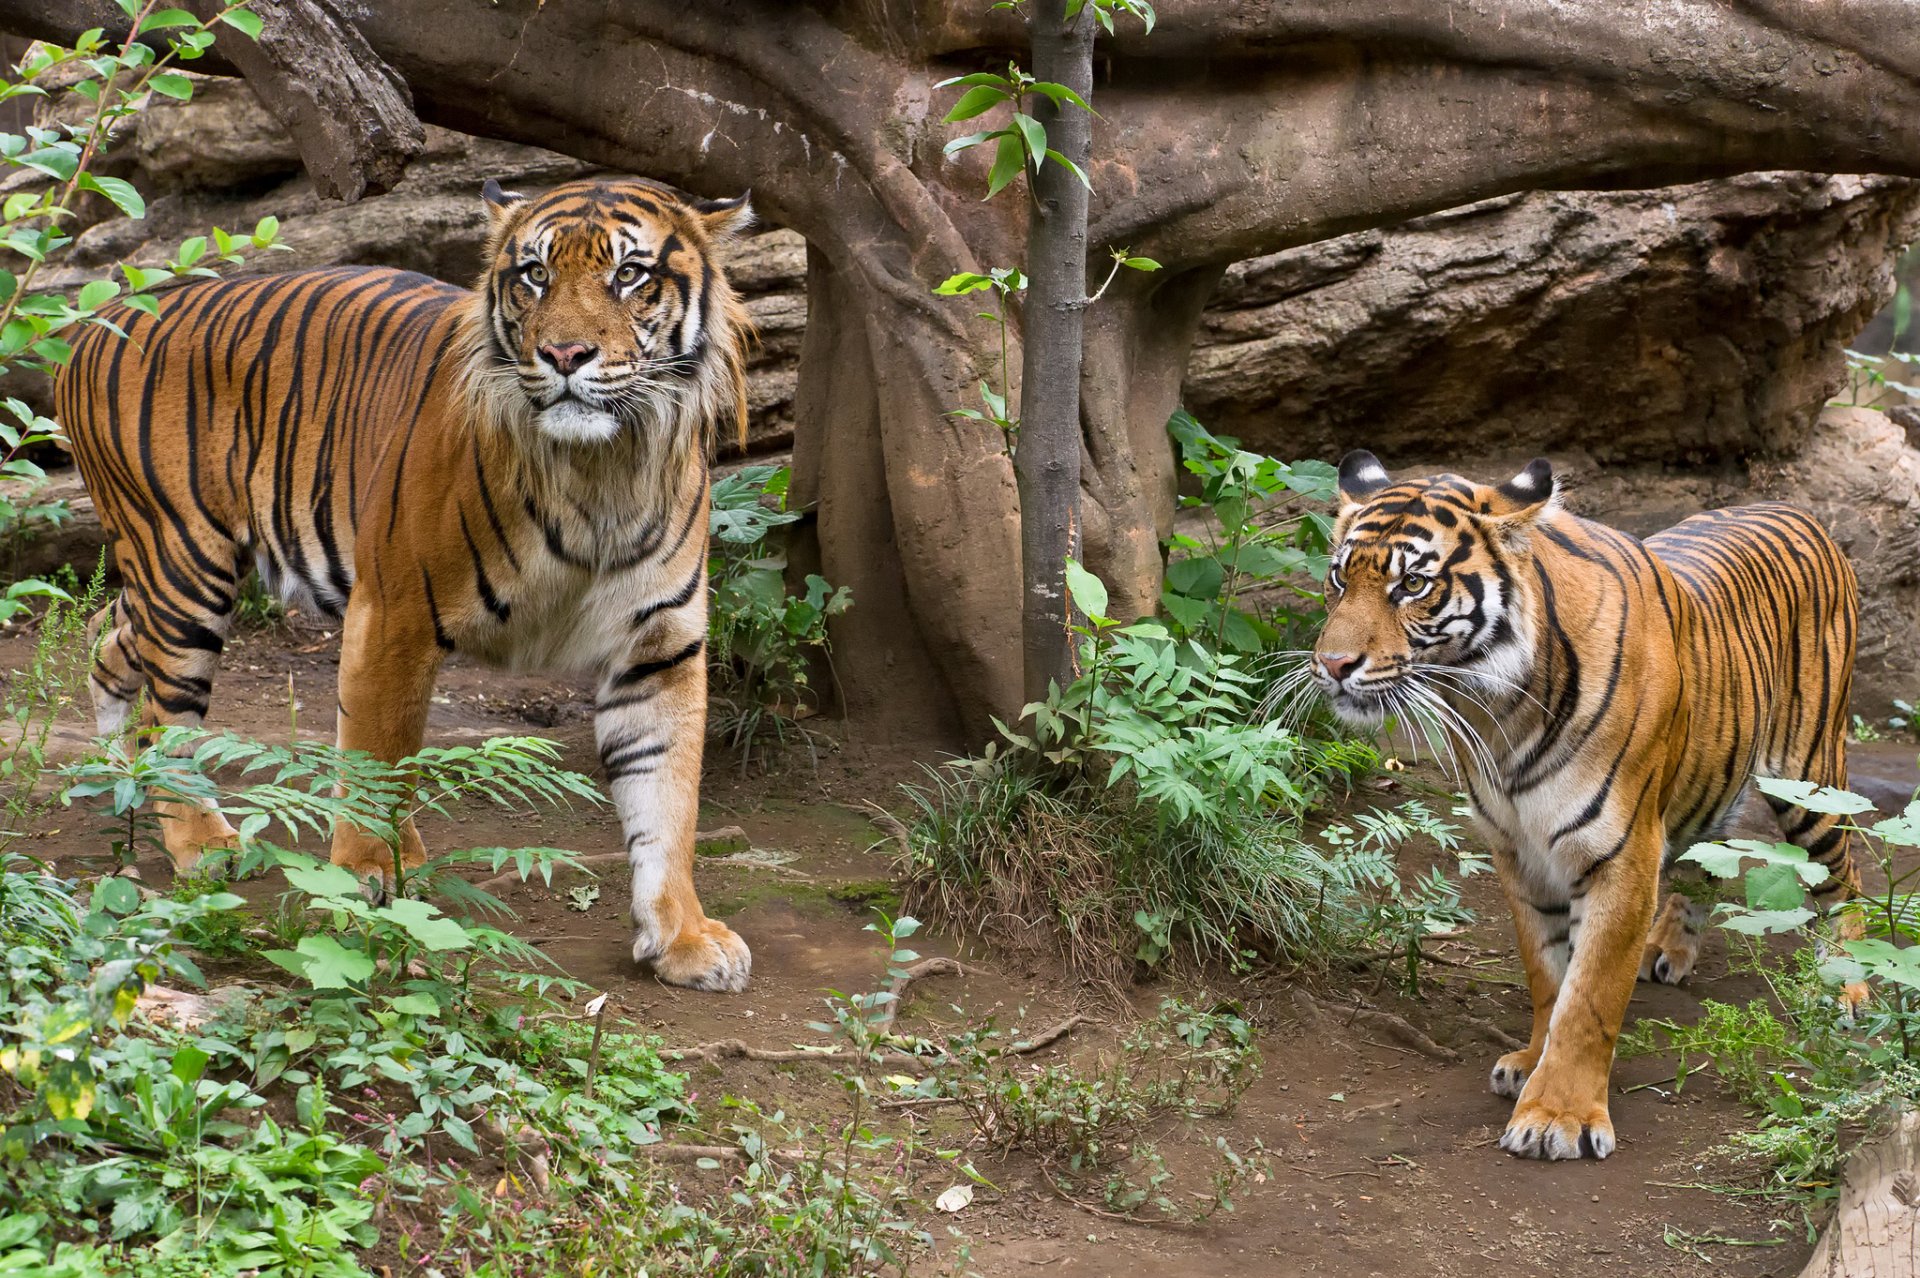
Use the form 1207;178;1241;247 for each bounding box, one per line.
1799;1110;1920;1278
1015;0;1097;703
8;0;1920;739
190;0;423;201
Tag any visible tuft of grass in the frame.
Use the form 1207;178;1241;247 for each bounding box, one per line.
901;759;1377;984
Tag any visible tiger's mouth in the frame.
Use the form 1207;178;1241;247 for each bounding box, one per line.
1321;681;1396;730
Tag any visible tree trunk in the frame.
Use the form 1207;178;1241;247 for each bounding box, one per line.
1799;1110;1920;1277
1014;0;1096;703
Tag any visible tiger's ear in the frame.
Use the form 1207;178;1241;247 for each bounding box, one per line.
1337;449;1392;512
1489;458;1556;516
1484;458;1558;546
481;178;524;227
694;192;754;242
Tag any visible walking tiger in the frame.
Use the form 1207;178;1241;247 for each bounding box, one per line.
1311;452;1860;1159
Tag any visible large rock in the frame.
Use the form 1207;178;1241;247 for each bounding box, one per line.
1185;175;1920;466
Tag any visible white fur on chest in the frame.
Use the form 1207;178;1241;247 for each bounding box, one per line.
455;554;686;675
1468;765;1629;905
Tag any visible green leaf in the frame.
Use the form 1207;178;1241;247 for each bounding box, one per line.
1122;256;1161;271
380;898;472;951
1026;80;1094;114
148;73;194;100
1063;557;1109;622
942;129;997;157
1744;862;1809;912
1844;939;1920;992
281;859;367;900
283;936;375;990
170;1043;210;1085
1679;838;1830;888
1042;148;1091;189
78;174;145;219
933;272;995;296
934;72;1013;92
387;992;439;1017
1712;905;1812;937
944;84;1010;123
220;8;265;39
984;132;1023;199
1011;112;1047;170
138;8;201;32
1752;777;1875;817
77;279;118;311
92;876;141;916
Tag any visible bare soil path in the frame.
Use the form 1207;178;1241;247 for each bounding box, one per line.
11;617;1917;1278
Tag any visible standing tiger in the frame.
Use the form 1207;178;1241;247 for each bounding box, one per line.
54;176;756;992
1311;451;1860;1160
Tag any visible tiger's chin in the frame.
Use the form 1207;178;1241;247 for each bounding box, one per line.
1324;689;1392;731
535;397;623;444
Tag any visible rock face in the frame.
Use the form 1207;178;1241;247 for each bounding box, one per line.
1185;175;1920;466
19;78;1920;707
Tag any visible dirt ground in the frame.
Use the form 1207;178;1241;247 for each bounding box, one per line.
10;615;1919;1278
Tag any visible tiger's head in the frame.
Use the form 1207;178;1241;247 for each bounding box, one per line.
468;176;753;448
1313;450;1557;728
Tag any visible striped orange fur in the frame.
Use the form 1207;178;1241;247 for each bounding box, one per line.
1313;452;1860;1159
55;176;757;992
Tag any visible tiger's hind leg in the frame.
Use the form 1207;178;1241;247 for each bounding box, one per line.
86;595;143;741
101;558;242;873
1638;879;1709;986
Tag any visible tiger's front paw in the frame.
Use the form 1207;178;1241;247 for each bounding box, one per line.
1500;1087;1615;1160
636;916;751;993
1489;1048;1539;1099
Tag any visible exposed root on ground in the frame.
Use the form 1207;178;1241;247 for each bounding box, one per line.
663;1012;1092;1069
1292;989;1459;1062
874;956;969;1034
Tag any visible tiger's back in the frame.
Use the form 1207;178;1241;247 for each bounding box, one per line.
1647;502;1858;878
57;267;469;624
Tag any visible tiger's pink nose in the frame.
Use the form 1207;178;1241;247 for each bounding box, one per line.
538;341;598;375
1317;652;1366;683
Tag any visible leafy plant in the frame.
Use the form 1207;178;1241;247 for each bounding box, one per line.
1160;410;1336;656
707;464;851;769
1625;781;1920;1201
1834;347;1920;410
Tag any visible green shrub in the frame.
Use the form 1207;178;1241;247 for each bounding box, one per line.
707;464;851;769
1627;781;1920;1200
901;414;1473;981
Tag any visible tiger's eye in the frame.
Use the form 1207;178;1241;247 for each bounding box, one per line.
1401;572;1431;595
523;263;548;286
616;263;647;286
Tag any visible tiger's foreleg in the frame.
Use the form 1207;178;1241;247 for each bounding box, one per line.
596;634;750;993
329;589;440;894
1639;870;1711;986
1490;873;1568;1101
1500;817;1662;1160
